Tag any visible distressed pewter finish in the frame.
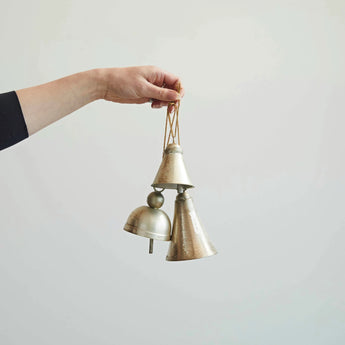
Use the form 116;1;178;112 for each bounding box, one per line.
147;191;164;209
124;206;171;241
166;192;217;261
152;143;194;190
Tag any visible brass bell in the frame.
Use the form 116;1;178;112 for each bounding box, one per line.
166;192;217;261
123;92;217;260
124;191;171;253
152;143;194;190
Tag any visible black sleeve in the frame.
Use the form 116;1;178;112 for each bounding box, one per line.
0;91;28;151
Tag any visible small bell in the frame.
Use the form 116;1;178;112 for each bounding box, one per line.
166;191;217;261
152;143;194;190
124;191;171;253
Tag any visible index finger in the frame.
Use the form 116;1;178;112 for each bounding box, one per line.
161;70;184;95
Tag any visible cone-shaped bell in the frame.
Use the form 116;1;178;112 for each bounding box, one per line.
152;143;194;190
166;192;217;261
124;191;171;241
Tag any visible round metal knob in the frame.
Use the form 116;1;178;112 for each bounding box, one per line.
147;191;164;209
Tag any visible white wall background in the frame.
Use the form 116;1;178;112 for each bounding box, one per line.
1;0;345;344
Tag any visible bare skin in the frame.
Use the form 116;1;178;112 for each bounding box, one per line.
16;66;184;135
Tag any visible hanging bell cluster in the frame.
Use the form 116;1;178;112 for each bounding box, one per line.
123;88;217;261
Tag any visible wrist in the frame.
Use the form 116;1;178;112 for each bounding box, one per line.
86;68;109;101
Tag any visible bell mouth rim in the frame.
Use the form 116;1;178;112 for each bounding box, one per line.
151;183;194;189
124;224;171;241
166;251;218;262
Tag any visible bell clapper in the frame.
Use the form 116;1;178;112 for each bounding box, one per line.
149;238;154;254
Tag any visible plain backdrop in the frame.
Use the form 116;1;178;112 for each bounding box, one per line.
1;1;345;344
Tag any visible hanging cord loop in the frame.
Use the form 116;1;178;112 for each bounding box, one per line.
163;83;181;152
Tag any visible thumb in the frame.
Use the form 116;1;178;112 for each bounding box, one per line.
145;82;181;102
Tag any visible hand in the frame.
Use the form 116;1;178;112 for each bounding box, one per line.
101;66;184;109
16;66;183;136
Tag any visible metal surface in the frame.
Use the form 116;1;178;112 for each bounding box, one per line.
166;192;217;261
149;239;154;254
124;205;171;241
147;191;164;209
152;143;194;190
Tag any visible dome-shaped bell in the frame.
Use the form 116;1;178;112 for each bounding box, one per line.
123;191;171;253
124;205;171;241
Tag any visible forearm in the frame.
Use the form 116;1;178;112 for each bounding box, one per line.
16;69;105;135
0;65;181;151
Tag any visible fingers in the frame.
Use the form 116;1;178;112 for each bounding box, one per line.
178;85;185;98
151;100;171;109
145;82;181;102
148;84;185;107
137;66;185;108
160;71;182;92
160;70;179;86
149;84;185;109
150;101;179;115
160;74;185;98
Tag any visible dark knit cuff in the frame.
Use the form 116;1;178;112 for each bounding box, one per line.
0;91;28;150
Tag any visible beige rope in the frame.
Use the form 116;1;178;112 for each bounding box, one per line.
163;83;181;152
